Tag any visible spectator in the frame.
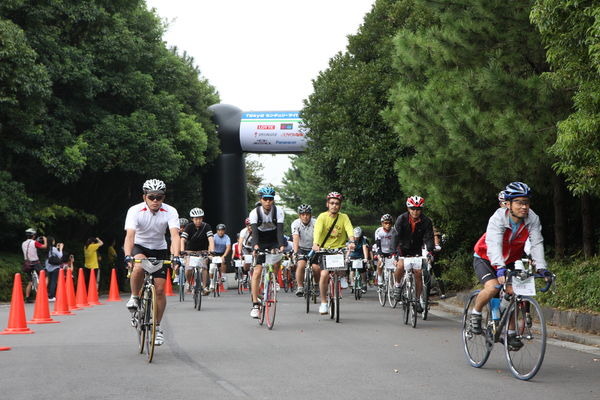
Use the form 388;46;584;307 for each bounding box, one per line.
45;237;63;301
84;237;103;287
21;228;47;303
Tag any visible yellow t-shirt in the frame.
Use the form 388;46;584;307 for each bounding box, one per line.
84;243;101;269
313;212;354;249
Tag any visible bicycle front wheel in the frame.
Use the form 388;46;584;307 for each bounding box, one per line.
328;275;336;320
378;277;387;307
402;281;409;325
266;273;277;330
354;274;361;300
504;296;546;380
334;275;340;323
421;276;430;320
178;270;185;302
409;276;417;328
388;274;399;308
304;270;311;314
144;285;157;363
462;290;492;368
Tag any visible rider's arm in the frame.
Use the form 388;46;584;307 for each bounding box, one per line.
362;242;369;259
292;233;300;253
312;214;325;250
169;227;181;257
223;235;231;258
124;229;135;257
485;208;508;268
392;215;403;253
237;230;245;254
207;235;215;253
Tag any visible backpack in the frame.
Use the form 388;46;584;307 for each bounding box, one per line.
255;204;277;227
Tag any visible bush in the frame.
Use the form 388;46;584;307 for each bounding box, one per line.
438;251;478;291
537;257;600;313
0;252;24;302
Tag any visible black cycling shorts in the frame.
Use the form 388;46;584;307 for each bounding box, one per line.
296;248;312;262
132;244;169;279
473;257;515;285
254;242;280;265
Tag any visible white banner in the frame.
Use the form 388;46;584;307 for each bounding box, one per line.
240;111;308;153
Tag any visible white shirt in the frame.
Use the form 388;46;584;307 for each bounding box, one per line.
291;217;316;250
21;239;39;261
239;227;252;249
124;202;179;250
375;227;396;254
249;206;284;232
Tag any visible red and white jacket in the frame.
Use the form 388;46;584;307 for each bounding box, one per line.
474;208;546;270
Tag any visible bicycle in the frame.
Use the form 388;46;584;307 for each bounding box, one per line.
303;254;318;313
234;258;247;295
187;252;209;311
462;260;554;380
318;249;346;323
280;254;295;293
130;258;171;363
420;255;433;320
348;258;365;300
399;256;424;328
175;261;186;302
255;251;282;330
377;256;397;307
209;255;223;297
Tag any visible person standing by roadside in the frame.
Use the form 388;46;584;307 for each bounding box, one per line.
45;237;63;301
84;237;103;288
21;228;47;303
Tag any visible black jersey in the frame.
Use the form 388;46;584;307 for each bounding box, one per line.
181;222;213;251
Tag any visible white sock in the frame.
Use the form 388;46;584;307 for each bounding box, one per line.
471;310;482;315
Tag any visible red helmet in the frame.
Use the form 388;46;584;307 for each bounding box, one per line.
406;195;425;208
326;191;343;201
244;218;250;226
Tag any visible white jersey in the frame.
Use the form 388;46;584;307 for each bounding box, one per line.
291;217;316;250
249;206;285;232
124;202;179;250
375;227;396;254
239;227;253;250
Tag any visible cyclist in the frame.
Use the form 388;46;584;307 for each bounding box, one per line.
180;208;214;295
375;214;398;287
21;228;47;303
312;192;355;315
291;204;317;297
470;182;549;348
210;224;231;290
124;179;182;346
498;190;509;209
249;186;286;318
237;218;253;280
392;196;435;313
348;226;369;293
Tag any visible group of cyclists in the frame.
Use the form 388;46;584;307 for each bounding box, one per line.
122;178;551;353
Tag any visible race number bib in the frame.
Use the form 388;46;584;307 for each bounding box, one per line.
212;256;222;264
243;255;253;264
384;257;396;270
351;259;363;269
234;259;243;268
324;254;345;270
513;276;536;296
188;256;202;267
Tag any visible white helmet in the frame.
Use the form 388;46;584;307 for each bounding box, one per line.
189;208;204;218
142;179;166;193
25;228;37;236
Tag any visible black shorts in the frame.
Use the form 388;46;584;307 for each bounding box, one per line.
254;241;280;265
473;257;515;284
132;244;169;279
296;248;312;262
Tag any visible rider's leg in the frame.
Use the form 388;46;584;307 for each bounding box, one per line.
251;264;263;303
129;253;146;297
377;260;383;285
319;269;329;304
394;258;405;286
154;277;166;324
296;259;306;289
414;269;423;298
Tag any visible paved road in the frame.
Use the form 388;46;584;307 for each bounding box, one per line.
1;287;598;399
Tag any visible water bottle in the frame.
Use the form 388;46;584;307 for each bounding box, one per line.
490;297;501;321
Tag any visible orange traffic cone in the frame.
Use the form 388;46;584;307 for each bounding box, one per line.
52;269;73;315
165;268;174;296
87;269;103;305
65;269;81;310
107;268;122;301
0;347;11;351
0;273;34;334
75;268;90;308
28;270;60;324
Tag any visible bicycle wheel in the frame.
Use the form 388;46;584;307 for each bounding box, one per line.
462;290;493;368
266;273;277;330
421;273;430;320
237;270;243;295
304;269;311;314
136;303;145;354
503;297;546;380
328;275;335;320
178;269;185;302
283;270;289;293
144;285;157;363
334;275;340;323
212;273;218;297
354;273;360;300
378;274;387;307
194;269;202;311
409;275;417;328
402;281;409;325
388;274;399;308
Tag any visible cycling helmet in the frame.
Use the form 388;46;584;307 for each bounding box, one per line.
25;228;36;236
258;186;276;198
406;195;425;208
326;191;343;201
297;204;312;214
504;182;531;200
216;223;226;230
179;218;189;227
142;179;166;194
381;214;393;222
353;226;363;238
497;191;506;202
189;207;204;218
244;218;250;226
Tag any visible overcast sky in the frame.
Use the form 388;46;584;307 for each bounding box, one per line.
145;0;376;185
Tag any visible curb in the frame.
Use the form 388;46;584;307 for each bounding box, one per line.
436;293;600;349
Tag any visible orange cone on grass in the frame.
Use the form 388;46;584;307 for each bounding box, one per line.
107;268;122;301
65;269;81;310
0;273;34;334
164;268;175;296
87;269;103;305
51;269;73;315
75;268;90;308
28;270;60;324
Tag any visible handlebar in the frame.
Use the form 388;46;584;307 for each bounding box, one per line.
507;270;555;293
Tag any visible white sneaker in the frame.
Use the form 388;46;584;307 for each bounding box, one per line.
126;296;139;310
250;305;260;318
48;297;56;302
319;303;329;315
173;275;178;284
340;277;349;289
209;282;215;290
155;327;164;346
184;282;189;291
275;282;280;291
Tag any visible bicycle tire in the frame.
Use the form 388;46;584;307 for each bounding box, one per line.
354;274;360;300
421;273;430;320
378;275;387;307
194;268;202;311
266;273;277;330
334;274;340;323
462;290;492;368
145;285;157;363
388;273;399;308
504;296;546;380
328;275;335;320
136;307;145;354
410;275;417;328
304;269;311;314
178;269;185;302
402;281;409;325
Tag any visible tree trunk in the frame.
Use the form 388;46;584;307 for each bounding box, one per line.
581;194;594;258
552;174;567;259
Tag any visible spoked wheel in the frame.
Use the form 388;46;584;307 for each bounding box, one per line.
402;282;409;325
354;275;361;300
144;285;157;363
378;277;387;307
283;270;290;293
462;290;492;368
237;271;245;295
135;308;145;354
194;269;202;311
421;280;430;320
504;297;546;380
258;279;266;326
328;275;336;320
388;276;399;308
178;270;185;302
266;274;277;330
304;271;312;314
334;275;340;323
409;277;417;328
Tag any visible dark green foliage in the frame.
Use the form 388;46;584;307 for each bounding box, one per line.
0;252;23;302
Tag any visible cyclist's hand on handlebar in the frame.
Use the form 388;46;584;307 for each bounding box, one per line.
311;244;320;252
124;255;133;269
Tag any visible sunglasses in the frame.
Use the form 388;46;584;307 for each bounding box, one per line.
261;197;274;201
408;207;422;211
147;195;164;201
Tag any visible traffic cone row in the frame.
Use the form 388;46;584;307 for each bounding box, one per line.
1;268;123;341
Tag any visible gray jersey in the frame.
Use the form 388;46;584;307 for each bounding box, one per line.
291;217;316;250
